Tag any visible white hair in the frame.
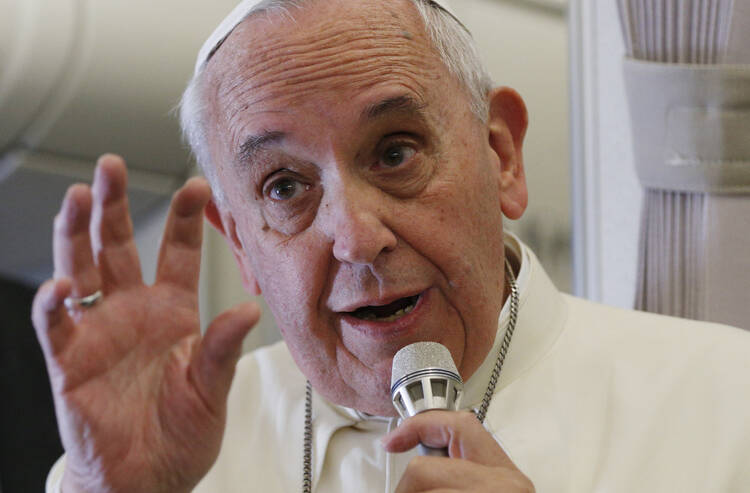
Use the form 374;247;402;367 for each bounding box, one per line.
179;0;494;203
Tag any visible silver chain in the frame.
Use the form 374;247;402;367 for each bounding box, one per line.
474;258;518;423
302;380;313;493
301;259;519;492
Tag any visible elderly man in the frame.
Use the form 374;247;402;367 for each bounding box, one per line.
32;0;750;492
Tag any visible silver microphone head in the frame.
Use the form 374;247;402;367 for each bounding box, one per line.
390;342;463;419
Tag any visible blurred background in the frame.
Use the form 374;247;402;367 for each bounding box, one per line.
4;0;748;491
0;1;570;489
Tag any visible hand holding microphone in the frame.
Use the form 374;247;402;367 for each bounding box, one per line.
389;342;463;456
384;342;535;492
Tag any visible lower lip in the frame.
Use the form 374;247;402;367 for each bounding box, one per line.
340;289;430;340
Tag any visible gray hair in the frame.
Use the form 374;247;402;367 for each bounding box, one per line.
179;0;494;203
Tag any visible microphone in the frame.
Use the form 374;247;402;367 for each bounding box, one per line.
390;342;463;457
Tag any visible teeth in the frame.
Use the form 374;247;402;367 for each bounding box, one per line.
356;299;417;322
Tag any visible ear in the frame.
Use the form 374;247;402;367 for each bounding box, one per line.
205;198;263;296
487;87;528;220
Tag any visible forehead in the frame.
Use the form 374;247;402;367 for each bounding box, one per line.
204;0;449;139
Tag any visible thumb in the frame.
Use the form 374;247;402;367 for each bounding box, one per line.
382;411;516;469
190;301;261;413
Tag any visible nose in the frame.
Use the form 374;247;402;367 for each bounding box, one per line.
322;181;397;265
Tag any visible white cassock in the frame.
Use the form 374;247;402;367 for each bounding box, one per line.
47;235;750;492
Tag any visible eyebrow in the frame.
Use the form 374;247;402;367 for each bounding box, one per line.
361;94;428;123
235;95;427;164
237;130;286;164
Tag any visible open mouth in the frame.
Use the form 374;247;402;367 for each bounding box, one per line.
348;294;420;322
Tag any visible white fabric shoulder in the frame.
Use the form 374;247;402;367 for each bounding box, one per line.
45;454;65;493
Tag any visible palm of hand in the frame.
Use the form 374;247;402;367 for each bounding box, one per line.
33;156;258;493
54;289;209;492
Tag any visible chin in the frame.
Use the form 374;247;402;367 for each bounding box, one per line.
353;396;401;417
319;375;399;417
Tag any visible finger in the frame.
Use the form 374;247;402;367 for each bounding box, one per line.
155;177;211;291
189;301;260;415
395;456;528;493
383;411;516;469
53;184;102;299
395;455;477;493
90;154;143;291
31;278;76;357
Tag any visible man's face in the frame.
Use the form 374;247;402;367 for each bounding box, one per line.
204;0;518;415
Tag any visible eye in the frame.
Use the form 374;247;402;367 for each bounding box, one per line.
380;143;416;168
266;176;307;201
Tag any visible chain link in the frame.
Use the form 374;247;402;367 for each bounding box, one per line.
474;258;519;423
302;380;313;493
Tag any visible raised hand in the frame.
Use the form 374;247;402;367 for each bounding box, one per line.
31;155;259;493
383;410;535;493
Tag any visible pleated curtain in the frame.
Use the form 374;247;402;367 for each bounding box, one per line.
616;0;750;329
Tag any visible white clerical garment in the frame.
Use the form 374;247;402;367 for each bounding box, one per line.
48;236;750;492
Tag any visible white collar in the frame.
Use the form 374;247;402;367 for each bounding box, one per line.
461;233;568;408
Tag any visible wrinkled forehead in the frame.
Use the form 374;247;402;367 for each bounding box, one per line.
203;0;451;141
194;0;461;76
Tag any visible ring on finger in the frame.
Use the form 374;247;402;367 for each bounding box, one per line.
64;290;103;310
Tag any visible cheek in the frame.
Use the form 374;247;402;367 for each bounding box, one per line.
419;173;500;246
411;166;505;293
244;229;332;330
